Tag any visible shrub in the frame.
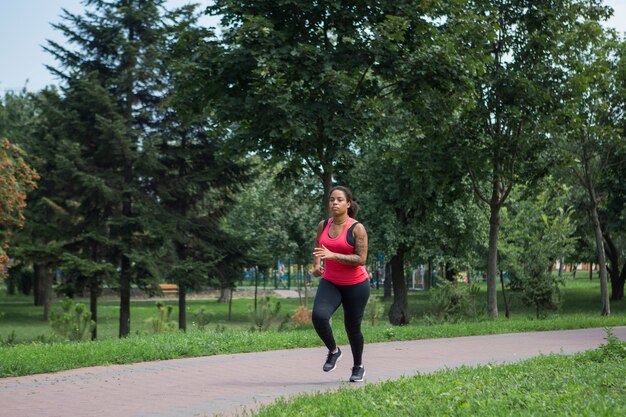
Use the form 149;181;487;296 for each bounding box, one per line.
193;308;214;330
250;297;283;331
0;330;16;346
50;297;95;341
147;302;176;333
364;296;385;326
290;305;311;325
425;280;480;323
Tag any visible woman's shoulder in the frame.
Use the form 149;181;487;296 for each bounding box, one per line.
350;219;366;232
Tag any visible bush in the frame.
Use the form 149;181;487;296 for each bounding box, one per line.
425;281;481;323
250;297;283;331
364;296;385;326
147;302;176;333
519;245;564;318
50;297;95;341
290;305;311;325
193;308;214;330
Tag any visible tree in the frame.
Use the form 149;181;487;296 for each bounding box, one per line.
223;160;318;308
205;1;414;209
557;13;620;315
45;0;175;337
499;180;577;318
353;95;482;325
598;40;626;301
156;13;252;330
0;138;38;278
454;0;609;319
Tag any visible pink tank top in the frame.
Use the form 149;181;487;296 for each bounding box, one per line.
320;217;368;285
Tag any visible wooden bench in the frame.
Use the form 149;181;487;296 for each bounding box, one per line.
158;283;178;295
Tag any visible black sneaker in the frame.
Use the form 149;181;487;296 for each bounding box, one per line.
323;348;342;372
349;366;365;382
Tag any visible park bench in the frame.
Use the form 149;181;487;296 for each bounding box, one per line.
158;283;178;295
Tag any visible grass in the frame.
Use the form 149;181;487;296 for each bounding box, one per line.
249;332;626;417
0;274;625;378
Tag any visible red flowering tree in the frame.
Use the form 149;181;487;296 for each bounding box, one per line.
0;138;38;277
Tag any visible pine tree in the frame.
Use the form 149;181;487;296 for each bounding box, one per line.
45;0;172;337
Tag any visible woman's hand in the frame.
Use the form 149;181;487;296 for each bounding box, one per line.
311;264;324;277
313;245;335;261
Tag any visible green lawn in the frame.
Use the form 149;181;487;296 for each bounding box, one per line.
1;274;622;344
250;332;626;417
0;274;625;378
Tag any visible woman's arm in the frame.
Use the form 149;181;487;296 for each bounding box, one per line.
313;223;368;266
311;220;325;277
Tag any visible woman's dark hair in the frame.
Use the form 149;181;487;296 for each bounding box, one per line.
329;185;360;218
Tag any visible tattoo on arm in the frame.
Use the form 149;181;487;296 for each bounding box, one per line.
333;236;366;266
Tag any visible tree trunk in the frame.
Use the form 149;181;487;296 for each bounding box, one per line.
90;276;98;340
604;233;625;301
34;264;54;321
589;263;593;280
590;206;610;315
297;264;302;305
487;203;501;320
500;269;510;319
90;244;100;340
119;253;131;338
616;260;626;301
558;256;564;278
322;169;333;218
254;266;259;311
388;249;409;325
33;263;44;306
427;259;433;288
175;240;189;331
33;263;42;306
383;262;392;300
218;287;231;303
178;284;187;331
572;264;578;280
228;287;234;321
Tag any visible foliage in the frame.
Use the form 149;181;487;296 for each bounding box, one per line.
4;265;33;295
426;281;481;323
0;138;38;277
193;308;214;330
206;0;407;201
250;297;284;331
589;328;626;362
147;302;177;334
223;160;310;269
290;305;311;326
500;182;577;318
450;0;613;319
0;330;16;347
364;296;385;326
49;297;95;342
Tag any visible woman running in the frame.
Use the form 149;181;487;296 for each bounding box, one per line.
312;186;369;382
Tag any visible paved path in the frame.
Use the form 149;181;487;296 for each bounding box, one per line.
2;326;625;417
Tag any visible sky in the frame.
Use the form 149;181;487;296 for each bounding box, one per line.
1;0;625;94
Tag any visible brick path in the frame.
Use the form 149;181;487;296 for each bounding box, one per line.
1;326;624;417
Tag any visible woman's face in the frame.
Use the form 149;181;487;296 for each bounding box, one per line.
329;189;350;216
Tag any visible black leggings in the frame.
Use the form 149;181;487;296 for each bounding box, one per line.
312;278;370;366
